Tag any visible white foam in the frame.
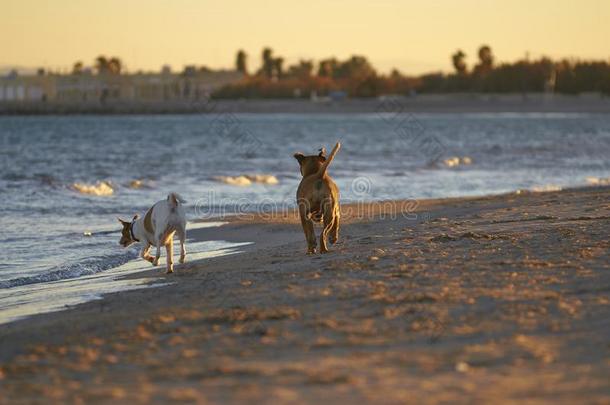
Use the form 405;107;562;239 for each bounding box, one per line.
586;176;610;186
72;181;114;196
214;174;279;186
443;156;473;168
187;221;228;230
531;184;562;192
125;179;155;189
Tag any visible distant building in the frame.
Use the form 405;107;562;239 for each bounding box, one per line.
0;70;54;102
0;69;242;104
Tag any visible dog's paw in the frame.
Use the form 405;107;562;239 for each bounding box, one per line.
306;248;317;255
166;267;174;274
153;259;160;266
179;256;186;264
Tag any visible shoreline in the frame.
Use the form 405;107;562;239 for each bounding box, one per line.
1;93;610;115
0;184;600;326
1;186;609;403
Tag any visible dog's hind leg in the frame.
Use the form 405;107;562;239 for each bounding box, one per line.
165;238;174;274
330;207;340;244
303;217;317;254
140;243;155;264
320;201;334;253
300;216;317;254
177;226;186;264
298;202;317;254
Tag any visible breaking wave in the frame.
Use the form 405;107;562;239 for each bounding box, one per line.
72;181;114;196
125;179;156;189
586;176;610;186
443;156;473;168
213;174;279;186
0;251;138;289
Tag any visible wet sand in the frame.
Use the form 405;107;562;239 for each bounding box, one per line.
0;187;609;404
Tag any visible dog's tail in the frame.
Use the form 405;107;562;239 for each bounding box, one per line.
316;142;341;178
167;193;186;207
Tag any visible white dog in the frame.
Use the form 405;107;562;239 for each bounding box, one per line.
118;193;187;274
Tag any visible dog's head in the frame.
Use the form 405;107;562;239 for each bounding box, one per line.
117;215;139;247
293;147;327;177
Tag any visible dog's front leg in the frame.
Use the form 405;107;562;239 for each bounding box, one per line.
165;238;174;273
177;227;186;264
140;243;155;264
153;244;161;266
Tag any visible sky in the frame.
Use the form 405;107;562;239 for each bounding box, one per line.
2;0;609;75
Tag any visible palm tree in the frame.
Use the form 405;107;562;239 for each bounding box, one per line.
273;57;284;78
95;56;122;75
476;45;494;72
452;50;467;75
95;56;109;75
317;58;337;77
287;60;313;78
261;48;274;78
236;50;247;75
108;57;122;75
72;61;84;75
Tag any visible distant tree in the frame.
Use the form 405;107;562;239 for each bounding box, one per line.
72;61;84;75
261;48;274;78
108;57;122;75
287;60;314;78
334;55;375;79
474;45;494;75
273;57;284;78
236;50;248;75
452;50;467;75
317;58;337;77
95;56;122;75
214;48;610;97
95;56;109;74
478;46;493;69
182;65;197;76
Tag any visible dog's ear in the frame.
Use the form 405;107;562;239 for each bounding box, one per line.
118;217;129;226
293;153;305;163
318;147;326;158
132;214;140;222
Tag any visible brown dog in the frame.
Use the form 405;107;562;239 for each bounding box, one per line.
294;142;341;254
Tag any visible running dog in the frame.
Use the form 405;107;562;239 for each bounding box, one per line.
118;193;187;274
293;142;341;254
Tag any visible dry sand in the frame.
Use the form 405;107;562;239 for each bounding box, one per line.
0;187;609;404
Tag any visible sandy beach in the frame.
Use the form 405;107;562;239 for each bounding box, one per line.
0;186;609;404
